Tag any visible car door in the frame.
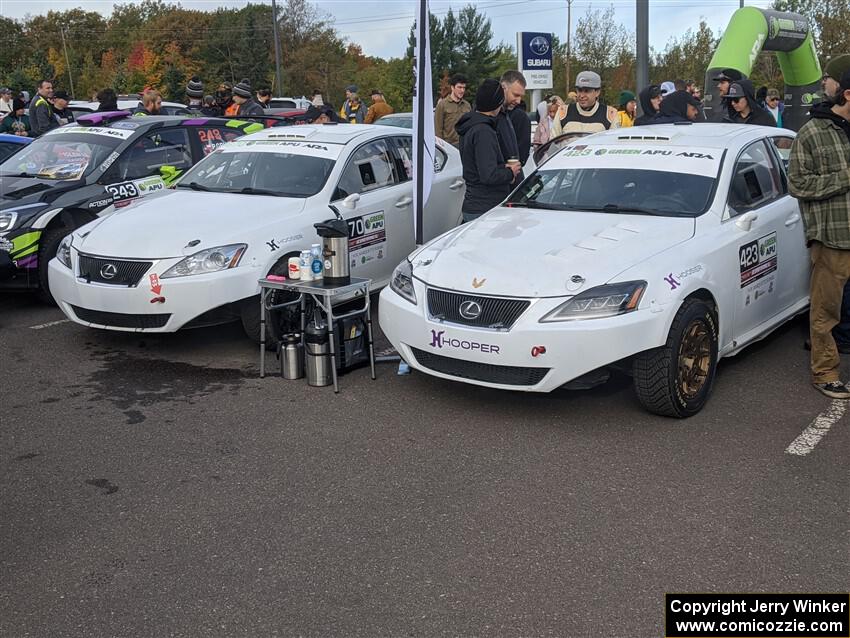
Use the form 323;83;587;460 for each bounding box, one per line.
331;137;407;283
388;135;464;245
727;139;788;339
766;134;809;310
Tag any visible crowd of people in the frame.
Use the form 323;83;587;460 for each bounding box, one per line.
0;75;400;137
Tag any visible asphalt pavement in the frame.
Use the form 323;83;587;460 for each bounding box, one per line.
1;294;847;637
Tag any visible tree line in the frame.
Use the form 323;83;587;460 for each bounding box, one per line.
1;0;845;112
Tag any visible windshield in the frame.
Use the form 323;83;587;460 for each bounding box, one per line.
178;150;334;198
0;132;122;180
508;168;716;217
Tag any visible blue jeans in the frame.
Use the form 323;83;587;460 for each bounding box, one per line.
834;279;850;347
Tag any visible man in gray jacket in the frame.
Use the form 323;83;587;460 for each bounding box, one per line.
29;79;56;137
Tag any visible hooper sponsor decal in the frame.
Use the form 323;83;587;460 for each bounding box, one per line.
429;330;500;354
739;232;777;288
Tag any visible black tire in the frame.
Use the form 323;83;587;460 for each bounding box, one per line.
240;257;298;347
36;226;71;304
633;298;719;418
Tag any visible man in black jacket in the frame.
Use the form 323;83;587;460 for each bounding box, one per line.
651;90;701;124
723;80;776;127
456;79;522;223
494;70;529;167
634;85;662;125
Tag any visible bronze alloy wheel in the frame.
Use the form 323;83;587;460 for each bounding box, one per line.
677;319;712;399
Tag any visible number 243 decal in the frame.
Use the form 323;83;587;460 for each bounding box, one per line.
106;182;140;200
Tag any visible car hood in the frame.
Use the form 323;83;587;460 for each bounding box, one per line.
74;190;307;258
411;207;696;297
0;175;80;208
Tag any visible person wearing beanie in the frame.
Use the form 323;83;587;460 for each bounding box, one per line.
788;69;850;398
364;89;393;123
0;97;31;136
231;78;263;116
454;78;522;223
186;76;204;108
617;90;637;127
340;84;366;124
823;55;850;100
634;84;662;126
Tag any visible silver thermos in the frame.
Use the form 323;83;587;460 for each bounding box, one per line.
282;334;303;380
314;208;350;286
305;320;332;387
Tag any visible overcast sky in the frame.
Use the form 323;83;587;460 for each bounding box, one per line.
2;0;774;59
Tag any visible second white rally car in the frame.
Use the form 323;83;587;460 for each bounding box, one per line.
380;123;806;417
48;124;465;339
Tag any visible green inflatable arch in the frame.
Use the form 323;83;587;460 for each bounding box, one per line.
703;7;822;130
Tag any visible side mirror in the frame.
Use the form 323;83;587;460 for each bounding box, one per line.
342;193;360;209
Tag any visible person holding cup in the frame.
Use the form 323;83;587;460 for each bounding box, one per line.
455;79;522;223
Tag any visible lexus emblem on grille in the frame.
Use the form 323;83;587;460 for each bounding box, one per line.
459;300;482;320
100;263;118;280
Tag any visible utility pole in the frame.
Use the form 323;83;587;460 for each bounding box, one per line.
60;26;75;98
636;0;649;106
271;0;284;96
566;0;572;90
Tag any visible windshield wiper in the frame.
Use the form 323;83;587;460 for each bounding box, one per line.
176;181;214;192
600;203;690;217
237;187;286;197
507;200;563;210
0;172;32;178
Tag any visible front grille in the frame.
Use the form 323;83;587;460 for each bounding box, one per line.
71;305;170;329
77;254;152;286
427;288;530;330
410;347;549;387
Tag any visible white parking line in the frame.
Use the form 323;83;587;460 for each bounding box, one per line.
786;400;846;456
29;319;70;330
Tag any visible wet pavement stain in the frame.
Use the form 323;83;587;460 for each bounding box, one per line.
82;351;247;419
14;452;41;461
86;478;119;495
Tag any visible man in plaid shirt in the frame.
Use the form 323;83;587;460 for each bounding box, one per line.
789;70;850;398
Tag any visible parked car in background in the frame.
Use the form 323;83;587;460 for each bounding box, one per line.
374;112;412;129
380;123;807;418
268;97;313;110
69;100;196;119
49;123;466;341
0;111;264;301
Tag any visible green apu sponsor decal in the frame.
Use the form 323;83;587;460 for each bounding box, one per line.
9;230;42;258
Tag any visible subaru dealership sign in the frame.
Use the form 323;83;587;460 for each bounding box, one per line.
517;32;553;89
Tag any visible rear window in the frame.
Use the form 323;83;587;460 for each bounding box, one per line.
194;127;243;156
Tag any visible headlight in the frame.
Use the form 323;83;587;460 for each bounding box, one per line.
540;281;646;322
160;244;247;278
0;211;18;232
390;259;416;304
56;234;73;269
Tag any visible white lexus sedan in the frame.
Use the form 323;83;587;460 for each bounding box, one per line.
48;124;464;339
379;124;806;417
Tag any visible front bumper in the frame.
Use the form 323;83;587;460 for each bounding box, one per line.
378;279;667;393
48;252;261;332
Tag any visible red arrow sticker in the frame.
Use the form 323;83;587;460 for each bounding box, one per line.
149;273;162;295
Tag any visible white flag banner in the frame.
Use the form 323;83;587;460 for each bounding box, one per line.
412;0;434;246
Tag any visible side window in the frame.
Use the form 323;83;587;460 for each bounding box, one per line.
389;136;448;180
333;139;399;200
195;127;242;156
767;136;794;194
119;129;193;181
728;140;782;215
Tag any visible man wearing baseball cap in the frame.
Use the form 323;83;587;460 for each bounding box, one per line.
788;69;850;398
551;70;619;136
50;90;75;126
712;68;744;98
722;80;776;127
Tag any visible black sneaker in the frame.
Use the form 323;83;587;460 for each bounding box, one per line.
803;339;850;354
812;381;850;399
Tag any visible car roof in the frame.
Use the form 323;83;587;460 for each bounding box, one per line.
241;123;404;146
69;99;188;110
0;133;32;145
71;112;261;131
588;123;793;149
